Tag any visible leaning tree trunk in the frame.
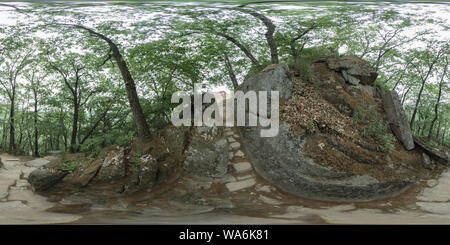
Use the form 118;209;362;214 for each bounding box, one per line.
410;48;443;129
238;8;279;64
217;33;262;70
224;53;239;89
69;24;151;139
428;58;447;140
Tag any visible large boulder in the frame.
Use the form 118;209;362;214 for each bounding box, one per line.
422;153;434;170
162;126;190;156
183;133;228;178
237;62;411;201
96;146;126;182
28;167;68;191
239;63;293;100
125;153;159;193
318;55;378;86
240;122;411;201
381;90;415;150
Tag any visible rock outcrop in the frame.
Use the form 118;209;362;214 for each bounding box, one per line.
414;136;450;165
96;146;126;182
239;63;293;100
317;55;378;86
125;153;158;193
240;122;411;201
28;167;68;191
183;127;229;178
381;90;415;150
421;153;434;170
237;60;419;201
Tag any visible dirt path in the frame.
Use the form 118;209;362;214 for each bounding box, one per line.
0;154;80;224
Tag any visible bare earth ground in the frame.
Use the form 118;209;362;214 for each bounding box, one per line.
1;150;450;225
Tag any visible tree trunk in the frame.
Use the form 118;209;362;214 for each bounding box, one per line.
238;8;278;64
217;33;262;69
420;122;427;136
70;24;151;139
18;107;25;152
401;87;410;105
440;127;447;145
410;78;426;130
70;99;79;153
435;120;441;141
428;58;448;140
33;95;39;156
9;96;15;153
224;53;239;89
410;49;443;129
79;105;111;147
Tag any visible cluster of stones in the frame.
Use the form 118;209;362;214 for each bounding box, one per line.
221;127;256;193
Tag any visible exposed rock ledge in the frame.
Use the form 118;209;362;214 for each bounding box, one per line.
240;122;412;202
238;61;415;202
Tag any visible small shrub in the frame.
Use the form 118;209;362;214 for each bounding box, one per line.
61;161;79;174
353;100;395;152
131;151;142;169
305;120;317;134
290;46;333;83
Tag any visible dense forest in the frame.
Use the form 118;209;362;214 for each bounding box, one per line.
0;1;448;157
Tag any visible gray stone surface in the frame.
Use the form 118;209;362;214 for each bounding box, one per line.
418;169;450;202
125;153;159;193
342;70;359;85
240;122;412;201
0;192;8;199
321;55;378;85
28;167;68;191
236;174;253;180
224;131;234;136
229;142;241;150
194;126;223;137
357;84;377;97
417;202;450;214
96;146;126;181
225;178;256;192
259;195;283;205
234;150;245;158
24;158;50;168
238;63;293;101
183;136;229;178
16;179;30;188
255;185;274;193
421;153;434;170
217;175;237;184
381;90;415;150
227;137;236;143
162;126;189;155
228;152;233;160
232;162;252;174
